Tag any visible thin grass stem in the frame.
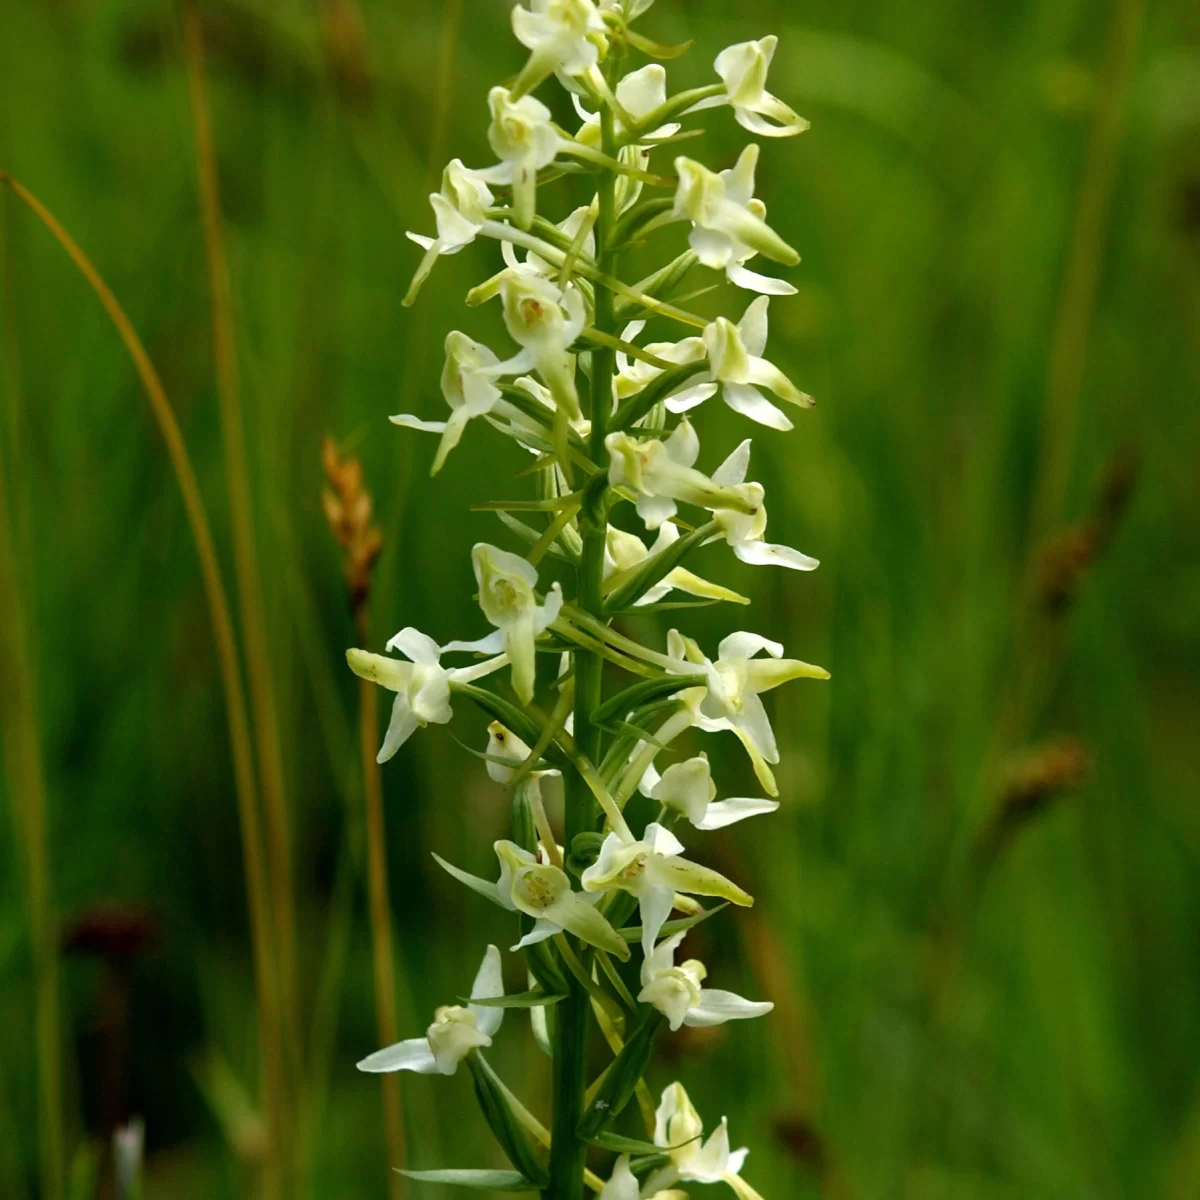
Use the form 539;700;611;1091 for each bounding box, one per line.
181;11;303;1125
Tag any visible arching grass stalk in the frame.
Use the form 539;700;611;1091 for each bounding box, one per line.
345;6;827;1200
0;171;285;1200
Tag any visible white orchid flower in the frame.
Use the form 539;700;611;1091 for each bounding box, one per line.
611;319;709;408
435;841;631;960
714;36;809;138
473;270;587;420
671;146;796;295
485;87;562;229
605;419;755;531
644;1083;765;1200
639;930;774;1031
445;544;563;703
709;440;819;569
357;945;504;1076
581;821;752;957
573;64;680;210
648;754;779;830
674;149;798;284
667;628;829;795
664;297;812;432
574;64;679;145
512;0;607;93
599;1155;687;1200
389;332;517;474
403;159;495;306
501;205;597;280
605;522;748;607
346;629;506;763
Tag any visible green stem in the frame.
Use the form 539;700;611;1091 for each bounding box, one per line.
545;96;620;1200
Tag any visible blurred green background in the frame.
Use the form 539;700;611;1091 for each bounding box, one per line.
2;0;1199;1197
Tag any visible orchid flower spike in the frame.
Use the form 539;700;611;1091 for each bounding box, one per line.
581;821;752;958
675;148;798;278
435;841;631;960
346;629;506;763
668;629;829;795
674;145;796;295
605;419;757;531
605;523;749;607
644;1083;766;1200
709;440;820;569
357;945;504;1076
640;930;774;1031
649;753;779;829
663;297;812;431
715;36;810;138
445;544;563;703
511;0;607;98
484;87;562;229
403;160;495;307
389;332;518;474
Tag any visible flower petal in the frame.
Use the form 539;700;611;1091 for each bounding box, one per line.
387;628;442;665
733;540;820;571
378;693;420;763
712;440;752;488
468;944;505;1038
512;917;561;952
599;1155;643;1200
357;1037;438;1075
685;989;774;1027
389;413;449;434
693;797;780;830
726;262;798;296
638;886;676;959
548;891;631;960
651;857;753;908
719;631;784;660
723;384;793;431
443;631;507;656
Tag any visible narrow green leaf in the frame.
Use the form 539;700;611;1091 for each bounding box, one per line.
584;1131;669;1156
466;1055;549;1187
523;937;569;996
610;598;722;616
465;990;566;1009
398;1168;539;1192
496;512;578;563
603;522;720;613
452;685;560;765
618;903;728;943
578;1011;665;1138
612;360;709;432
629;1153;673;1174
593;674;707;728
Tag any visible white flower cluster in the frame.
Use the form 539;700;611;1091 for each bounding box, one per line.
347;3;824;1195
